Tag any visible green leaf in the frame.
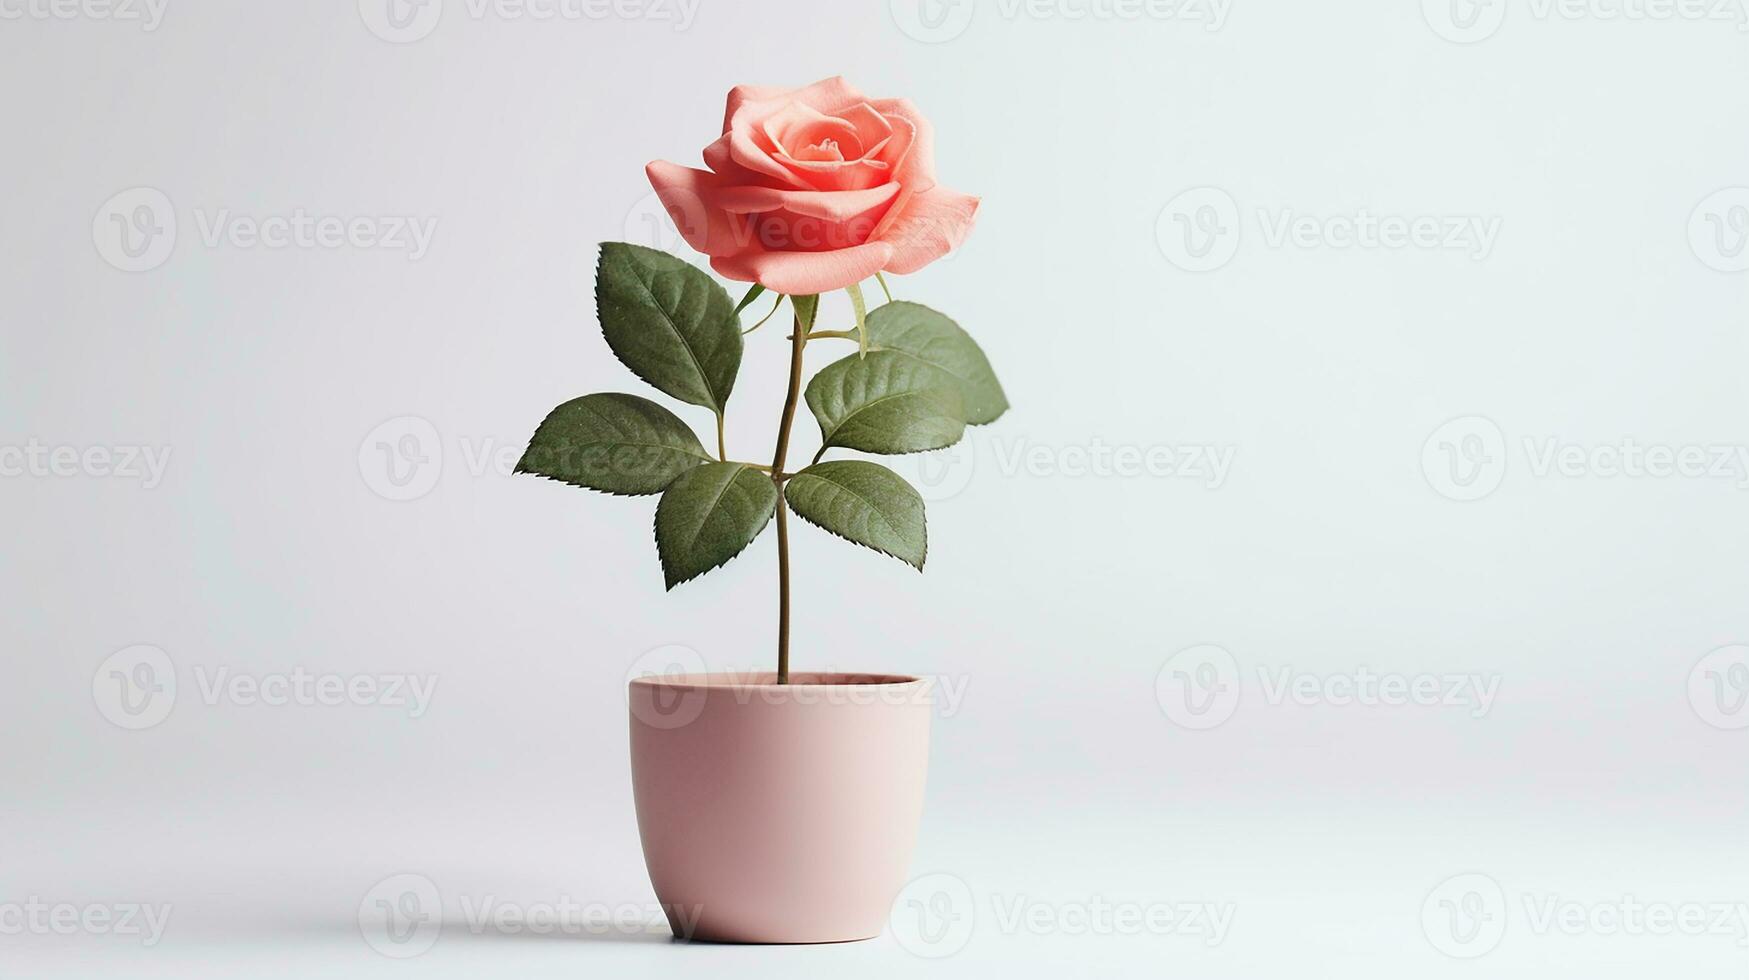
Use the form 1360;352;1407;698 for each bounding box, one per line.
731;283;766;317
654;462;777;589
742;292;784;335
866;301;1009;425
846;281;869;358
595;243;741;413
805;349;966;455
515;393;712;495
791;294;820;332
785;461;926;570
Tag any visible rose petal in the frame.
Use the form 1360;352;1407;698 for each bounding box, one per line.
876;187;979;275
675;80;969;293
762;102;865;161
728;125;815;190
836;103;895;157
711;182;899;221
718;184;899;256
718;80;893;192
726;76;867;132
711;240;895;295
720;83;789;133
701;135;758;183
869;99;936;193
644;160;752;258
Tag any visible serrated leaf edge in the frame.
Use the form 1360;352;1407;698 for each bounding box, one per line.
865;300;1009;425
595;243;736;413
513;392;713;496
813;384;965;453
655;463;777;590
784;468;926;571
514;466;697;499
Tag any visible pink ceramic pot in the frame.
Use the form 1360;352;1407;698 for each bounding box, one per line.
628;672;931;944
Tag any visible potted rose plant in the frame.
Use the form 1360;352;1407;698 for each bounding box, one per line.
516;77;1006;943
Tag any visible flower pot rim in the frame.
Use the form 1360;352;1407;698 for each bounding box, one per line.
629;671;923;691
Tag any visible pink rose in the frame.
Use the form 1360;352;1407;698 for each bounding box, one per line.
646;76;980;296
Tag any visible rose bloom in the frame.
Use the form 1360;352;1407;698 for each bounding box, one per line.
646;76;979;296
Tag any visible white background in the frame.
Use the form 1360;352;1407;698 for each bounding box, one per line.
3;0;1748;975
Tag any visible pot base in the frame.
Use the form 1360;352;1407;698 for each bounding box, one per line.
629;673;932;945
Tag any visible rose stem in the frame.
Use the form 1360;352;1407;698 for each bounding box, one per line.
770;308;807;685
